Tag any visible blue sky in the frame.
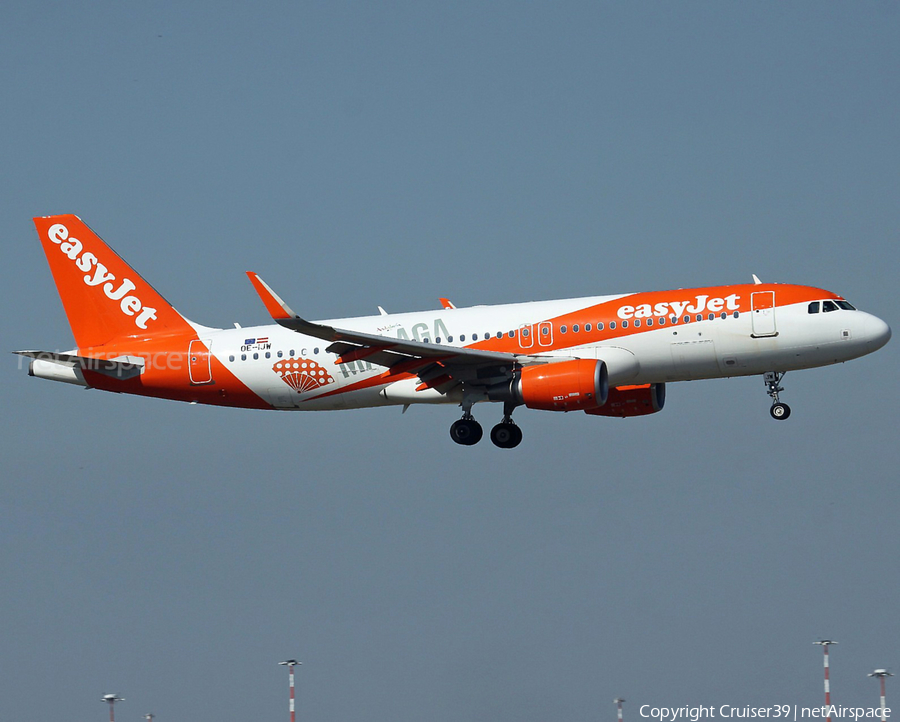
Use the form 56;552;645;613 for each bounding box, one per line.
2;3;898;721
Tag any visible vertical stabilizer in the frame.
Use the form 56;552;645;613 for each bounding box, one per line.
33;215;194;348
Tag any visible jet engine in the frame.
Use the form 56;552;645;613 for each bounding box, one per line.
584;383;666;417
511;359;609;412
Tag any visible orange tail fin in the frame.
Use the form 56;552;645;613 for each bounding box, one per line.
34;215;194;348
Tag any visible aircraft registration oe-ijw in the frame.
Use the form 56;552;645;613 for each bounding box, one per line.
18;215;891;448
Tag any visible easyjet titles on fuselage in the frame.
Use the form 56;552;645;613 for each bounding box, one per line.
47;223;158;330
617;293;742;320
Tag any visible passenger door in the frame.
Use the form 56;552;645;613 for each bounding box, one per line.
188;339;213;384
751;291;778;337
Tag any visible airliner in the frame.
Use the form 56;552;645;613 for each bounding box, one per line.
17;215;891;448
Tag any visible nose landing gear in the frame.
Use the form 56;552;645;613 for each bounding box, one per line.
764;371;791;420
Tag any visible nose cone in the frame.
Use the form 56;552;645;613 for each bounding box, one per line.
863;314;891;352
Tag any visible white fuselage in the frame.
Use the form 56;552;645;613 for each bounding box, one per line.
200;292;889;411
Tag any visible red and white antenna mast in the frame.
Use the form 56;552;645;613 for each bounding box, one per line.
615;698;626;722
814;640;837;722
101;694;124;722
868;669;893;722
279;659;302;722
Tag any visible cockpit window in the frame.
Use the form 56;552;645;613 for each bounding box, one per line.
822;300;838;313
836;300;856;310
808;302;820;314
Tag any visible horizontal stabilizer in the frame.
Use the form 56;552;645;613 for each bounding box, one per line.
14;351;145;380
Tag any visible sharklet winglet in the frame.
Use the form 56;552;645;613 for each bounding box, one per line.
246;272;298;321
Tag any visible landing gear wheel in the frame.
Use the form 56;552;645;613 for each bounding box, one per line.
763;372;791;421
490;422;523;449
450;418;483;446
770;402;791;420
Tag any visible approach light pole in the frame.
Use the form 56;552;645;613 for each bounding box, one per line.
814;641;837;722
101;694;124;722
279;659;302;722
615;697;626;722
868;670;892;722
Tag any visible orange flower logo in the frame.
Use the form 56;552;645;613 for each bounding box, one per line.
272;358;334;393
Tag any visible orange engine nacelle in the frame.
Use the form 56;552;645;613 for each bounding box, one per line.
515;359;609;412
585;383;666;418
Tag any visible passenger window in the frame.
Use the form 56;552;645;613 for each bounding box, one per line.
647;318;653;326
684;316;690;323
435;338;441;344
598;322;605;330
585;323;592;332
484;333;490;340
522;329;529;337
541;327;549;336
560;325;567;334
622;320;628;328
241;354;247;361
573;324;579;333
696;314;702;322
314;347;320;354
253;352;258;360
634;319;641;327
823;300;838;313
659;317;666;326
496;332;502;339
808;302;820;314
609;321;616;330
277;350;283;358
448;335;454;342
733;311;739;318
708;313;714;321
460;334;466;342
229;355;235;362
265;351;271;359
720;312;727;319
670;316;677;324
508;330;515;338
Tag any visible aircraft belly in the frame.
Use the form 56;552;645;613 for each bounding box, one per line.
296;388;384;410
380;378;463;405
669;336;721;380
711;327;857;376
266;387;295;409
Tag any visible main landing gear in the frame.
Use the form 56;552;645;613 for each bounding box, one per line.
764;371;791;420
449;415;483;446
450;402;523;448
490;408;523;449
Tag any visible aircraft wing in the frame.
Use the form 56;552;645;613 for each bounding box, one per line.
246;272;557;371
